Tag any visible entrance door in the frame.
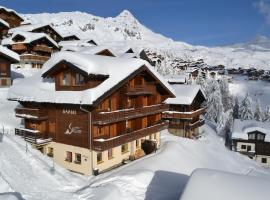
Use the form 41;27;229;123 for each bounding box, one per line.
48;121;56;139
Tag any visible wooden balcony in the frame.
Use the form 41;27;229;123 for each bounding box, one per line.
15;107;48;120
126;84;156;95
12;43;27;51
15;128;52;145
162;107;206;120
20;54;50;63
92;121;168;151
92;104;169;125
33;45;53;53
168;119;205;130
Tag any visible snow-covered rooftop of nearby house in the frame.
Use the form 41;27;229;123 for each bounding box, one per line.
165;84;203;105
0;6;24;20
232;119;270;142
2;31;59;48
8;23;61;37
165;74;187;83
180;168;270;200
58;39;97;47
0;45;20;62
0;18;9;28
8;51;174;105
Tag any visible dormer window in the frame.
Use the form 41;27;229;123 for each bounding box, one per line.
75;73;84;85
248;133;256;140
257;133;265;141
62;72;71;86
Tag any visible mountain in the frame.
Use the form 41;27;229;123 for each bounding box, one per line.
23;10;270;70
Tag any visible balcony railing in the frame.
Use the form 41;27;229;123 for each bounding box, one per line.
162;107;206;120
20;54;50;63
12;43;27;51
168;119;205;130
92;104;169;125
33;45;53;53
15;128;52;145
126;85;156;95
15;107;48;120
92;121;168;151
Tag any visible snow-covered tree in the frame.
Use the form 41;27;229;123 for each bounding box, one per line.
219;77;233;111
233;97;240;119
239;93;253;120
263;106;270;121
217;109;233;136
196;70;205;86
254;100;263;121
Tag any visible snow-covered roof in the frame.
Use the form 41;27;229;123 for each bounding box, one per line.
0;45;20;62
165;84;204;105
2;31;59;48
58;39;97;47
164;74;187;84
8;23;62;37
180;168;270;200
8;51;175;105
232;119;270;142
0;6;24;21
0;18;9;28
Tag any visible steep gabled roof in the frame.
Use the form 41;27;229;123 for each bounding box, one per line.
8;23;62;39
8;51;175;105
165;84;205;105
0;6;24;21
0;45;19;63
2;31;59;48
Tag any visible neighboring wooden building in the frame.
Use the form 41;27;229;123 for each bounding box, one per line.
0;18;9;39
231;119;270;168
0;45;19;87
9;24;63;43
0;6;23;28
62;34;80;41
2;31;59;68
9;51;175;175
163;84;206;138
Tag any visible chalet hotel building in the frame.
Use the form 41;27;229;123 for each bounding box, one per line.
9;51;175;175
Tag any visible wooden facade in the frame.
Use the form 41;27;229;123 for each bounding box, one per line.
62;35;80;41
14;61;173;173
0;8;23;28
8;36;59;68
0;21;9;39
163;90;206;138
0;52;19;87
31;25;63;43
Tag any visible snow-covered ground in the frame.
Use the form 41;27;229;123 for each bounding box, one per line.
1;69;270;199
229;75;270;107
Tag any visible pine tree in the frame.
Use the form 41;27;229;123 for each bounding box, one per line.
217;109;233;136
219;77;233;111
263;106;270;121
233;97;240;119
254;100;263;121
239;93;253;120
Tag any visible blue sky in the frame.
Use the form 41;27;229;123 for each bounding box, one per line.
1;0;270;46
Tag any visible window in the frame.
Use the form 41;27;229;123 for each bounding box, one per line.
108;98;112;111
62;72;71;86
108;149;113;159
248;133;256;140
121;143;128;153
75;153;81;164
97;152;103;163
136;140;139;148
257;134;265;141
66;151;72;162
98;127;102;136
75;73;84;85
241;145;246;150
262;158;267;163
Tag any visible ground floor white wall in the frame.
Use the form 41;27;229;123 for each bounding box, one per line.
39;132;160;175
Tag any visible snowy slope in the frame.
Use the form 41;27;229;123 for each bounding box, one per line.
23;10;270;69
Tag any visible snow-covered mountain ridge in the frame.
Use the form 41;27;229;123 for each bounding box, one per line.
23;10;270;69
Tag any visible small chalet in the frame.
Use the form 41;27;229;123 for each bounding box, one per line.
0;45;19;87
62;34;80;41
163;84;206;138
62;45;117;57
2;31;59;68
9;51;175;175
58;39;98;49
0;6;23;28
9;23;63;43
232;119;270;167
165;74;187;85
